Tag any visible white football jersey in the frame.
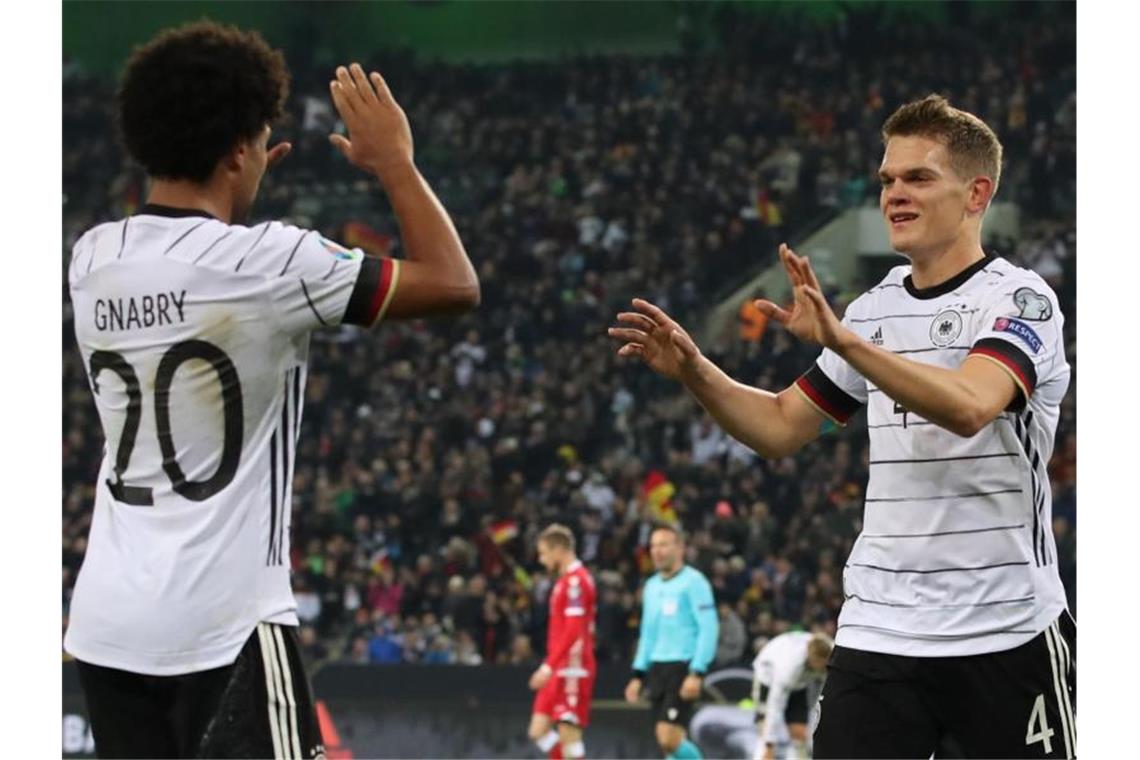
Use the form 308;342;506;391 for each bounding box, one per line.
65;205;400;675
794;255;1070;657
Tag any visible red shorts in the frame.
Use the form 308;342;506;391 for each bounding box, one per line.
532;670;596;728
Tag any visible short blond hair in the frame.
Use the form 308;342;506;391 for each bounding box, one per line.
882;94;1003;193
808;633;834;662
538;523;575;552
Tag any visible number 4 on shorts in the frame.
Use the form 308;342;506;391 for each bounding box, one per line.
1026;694;1054;754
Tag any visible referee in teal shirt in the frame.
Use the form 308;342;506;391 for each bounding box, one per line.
625;523;719;759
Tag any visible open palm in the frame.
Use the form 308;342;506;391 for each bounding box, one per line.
756;244;845;349
608;299;703;382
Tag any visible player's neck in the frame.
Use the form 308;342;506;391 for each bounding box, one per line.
907;237;987;290
557;556;579;576
146;179;235;224
659;564;683;580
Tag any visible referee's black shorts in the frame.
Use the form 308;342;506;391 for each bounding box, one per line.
814;611;1076;759
76;622;324;759
646;661;697;727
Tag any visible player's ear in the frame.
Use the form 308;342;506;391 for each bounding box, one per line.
966;175;995;214
220;142;244;174
222;136;257;175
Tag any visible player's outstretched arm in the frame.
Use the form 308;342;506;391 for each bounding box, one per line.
608;299;825;458
329;63;479;318
758;244;1018;437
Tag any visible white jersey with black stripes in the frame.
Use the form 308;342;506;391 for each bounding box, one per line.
65;205;400;675
793;254;1070;657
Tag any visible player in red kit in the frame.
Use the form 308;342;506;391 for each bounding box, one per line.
527;524;597;760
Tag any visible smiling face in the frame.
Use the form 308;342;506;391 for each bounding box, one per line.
879;134;986;259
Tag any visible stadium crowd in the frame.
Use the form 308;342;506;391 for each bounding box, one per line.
63;6;1075;670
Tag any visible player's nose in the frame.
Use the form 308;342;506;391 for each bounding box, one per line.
881;181;907;204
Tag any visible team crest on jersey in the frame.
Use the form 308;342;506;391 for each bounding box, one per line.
319;237;362;261
1013;287;1053;321
993;317;1043;354
929;309;963;347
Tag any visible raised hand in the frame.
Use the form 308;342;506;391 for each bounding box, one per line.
608;298;704;382
328;63;415;185
755;243;846;349
265;141;292;172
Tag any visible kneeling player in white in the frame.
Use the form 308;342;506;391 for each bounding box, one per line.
751;632;832;760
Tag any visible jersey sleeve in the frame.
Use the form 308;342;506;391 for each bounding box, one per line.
793;310;868;426
632;581;658;676
251;223;401;334
686;572;719;675
966;273;1065;410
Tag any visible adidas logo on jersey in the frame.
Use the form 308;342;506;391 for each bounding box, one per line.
870;327;883;346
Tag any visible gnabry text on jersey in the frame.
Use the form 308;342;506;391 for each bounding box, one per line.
93;290;187;332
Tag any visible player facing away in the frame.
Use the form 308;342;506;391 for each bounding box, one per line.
624;524;719;760
527;524;598;760
64;23;479;759
751;631;832;760
609;93;1075;758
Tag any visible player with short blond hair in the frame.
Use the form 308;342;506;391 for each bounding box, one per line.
528;524;597;760
610;94;1075;758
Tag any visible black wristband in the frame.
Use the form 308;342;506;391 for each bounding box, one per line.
631;670;646;680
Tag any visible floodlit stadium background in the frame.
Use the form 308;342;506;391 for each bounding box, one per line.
62;2;1076;757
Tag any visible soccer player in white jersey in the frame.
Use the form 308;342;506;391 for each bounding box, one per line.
609;94;1075;758
64;22;479;759
751;632;832;760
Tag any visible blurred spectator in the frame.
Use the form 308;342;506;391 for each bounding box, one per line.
715;601;748;667
507;633;537;667
368;619;404;664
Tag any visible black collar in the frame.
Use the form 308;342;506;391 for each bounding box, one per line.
904;253;995;300
136;203;220;221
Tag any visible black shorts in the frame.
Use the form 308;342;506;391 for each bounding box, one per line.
646;661;697;727
76;622;325;759
756;684;809;725
814;611;1076;759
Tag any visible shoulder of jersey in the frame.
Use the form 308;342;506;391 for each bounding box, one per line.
201;219;315;273
72;219;120;249
70;219;122;261
965;257;1062;322
846;264;911;316
985;256;1056;293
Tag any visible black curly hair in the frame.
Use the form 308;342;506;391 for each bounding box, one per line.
117;20;290;182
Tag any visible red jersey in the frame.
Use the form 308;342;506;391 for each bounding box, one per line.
544;560;597;675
